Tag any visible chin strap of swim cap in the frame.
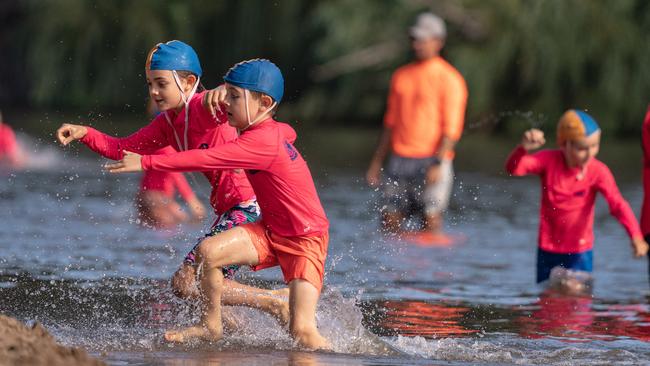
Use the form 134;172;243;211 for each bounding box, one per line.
167;70;200;151
241;89;277;131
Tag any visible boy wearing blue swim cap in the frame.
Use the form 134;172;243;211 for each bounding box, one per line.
106;59;332;350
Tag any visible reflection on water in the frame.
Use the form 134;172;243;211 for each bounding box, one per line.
2;147;650;364
516;289;650;343
517;290;598;341
373;300;477;338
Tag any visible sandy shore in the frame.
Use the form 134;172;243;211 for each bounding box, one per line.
0;314;105;366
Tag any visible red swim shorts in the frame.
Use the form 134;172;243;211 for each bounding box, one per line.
241;221;329;292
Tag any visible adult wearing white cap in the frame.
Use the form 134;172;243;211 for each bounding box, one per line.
367;12;468;240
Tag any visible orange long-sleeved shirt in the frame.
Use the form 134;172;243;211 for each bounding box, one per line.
384;56;468;159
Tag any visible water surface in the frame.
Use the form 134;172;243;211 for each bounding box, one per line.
1;136;649;365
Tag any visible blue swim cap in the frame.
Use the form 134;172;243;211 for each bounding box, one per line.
223;59;284;103
146;40;202;77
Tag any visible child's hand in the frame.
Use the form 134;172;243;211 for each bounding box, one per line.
202;85;227;117
56;123;88;146
521;128;545;151
631;237;649;257
104;151;143;173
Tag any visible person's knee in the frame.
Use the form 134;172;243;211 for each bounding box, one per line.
171;266;196;299
195;237;232;269
195;240;214;264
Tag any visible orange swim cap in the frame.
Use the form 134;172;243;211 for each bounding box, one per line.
556;110;600;145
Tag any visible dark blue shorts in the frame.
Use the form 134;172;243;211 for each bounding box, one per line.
537;248;593;283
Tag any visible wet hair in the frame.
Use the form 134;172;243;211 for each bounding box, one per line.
175;70;205;92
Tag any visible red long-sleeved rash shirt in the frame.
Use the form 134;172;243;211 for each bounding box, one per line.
80;92;255;215
506;146;642;254
641;105;650;236
0;123;19;164
140;146;196;202
141;118;329;238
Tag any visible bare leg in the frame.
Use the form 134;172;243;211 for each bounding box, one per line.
289;279;331;350
424;212;443;234
171;264;289;326
199;259;225;339
167;200;189;223
381;211;403;233
222;279;290;326
137;191;186;228
164;227;260;343
171;263;200;299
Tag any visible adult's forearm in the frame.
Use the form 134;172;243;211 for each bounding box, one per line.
370;128;392;167
436;136;457;160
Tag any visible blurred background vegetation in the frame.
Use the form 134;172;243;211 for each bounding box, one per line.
1;0;649;139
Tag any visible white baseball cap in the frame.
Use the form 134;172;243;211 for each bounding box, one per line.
409;12;446;40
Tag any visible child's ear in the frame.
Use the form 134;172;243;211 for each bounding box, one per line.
260;94;274;109
185;74;198;90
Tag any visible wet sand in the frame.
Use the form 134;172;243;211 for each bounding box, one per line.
0;314;104;366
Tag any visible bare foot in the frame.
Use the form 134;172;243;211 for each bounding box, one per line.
272;299;290;327
221;307;240;331
164;325;222;343
269;288;290;326
294;330;332;351
271;287;290;297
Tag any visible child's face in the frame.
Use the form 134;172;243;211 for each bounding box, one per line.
224;84;272;129
145;69;189;111
561;131;601;168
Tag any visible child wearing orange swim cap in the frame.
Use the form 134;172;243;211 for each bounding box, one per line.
506;109;648;289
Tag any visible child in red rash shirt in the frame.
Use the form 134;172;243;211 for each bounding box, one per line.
506;109;648;285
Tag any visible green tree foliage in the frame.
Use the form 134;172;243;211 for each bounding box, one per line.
1;0;649;135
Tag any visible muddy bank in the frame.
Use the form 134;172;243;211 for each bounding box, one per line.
0;314;105;366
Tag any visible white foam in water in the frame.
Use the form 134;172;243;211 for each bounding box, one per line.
176;287;397;354
389;336;520;364
386;336;645;365
45;284;397;355
317;288;399;355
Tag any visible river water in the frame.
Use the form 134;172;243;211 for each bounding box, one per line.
1;134;649;365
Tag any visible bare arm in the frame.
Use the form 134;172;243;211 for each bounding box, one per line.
436;136;457;161
366;127;392;187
